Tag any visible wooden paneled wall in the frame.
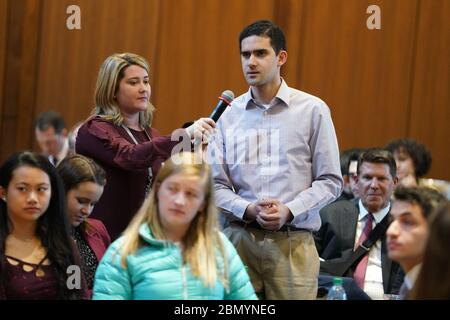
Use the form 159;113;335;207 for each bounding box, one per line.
297;0;419;147
1;0;449;179
1;0;42;160
0;0;7;126
409;0;450;180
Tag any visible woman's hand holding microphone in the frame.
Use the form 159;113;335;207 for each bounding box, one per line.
186;118;216;146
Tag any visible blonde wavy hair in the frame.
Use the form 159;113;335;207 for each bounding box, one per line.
119;152;229;290
92;53;155;128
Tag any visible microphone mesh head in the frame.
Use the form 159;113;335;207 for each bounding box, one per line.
221;90;234;104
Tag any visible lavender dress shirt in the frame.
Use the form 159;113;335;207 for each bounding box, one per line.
208;80;343;231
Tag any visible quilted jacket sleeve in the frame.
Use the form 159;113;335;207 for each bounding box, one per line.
92;238;132;300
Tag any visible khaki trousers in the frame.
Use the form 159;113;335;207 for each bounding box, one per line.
224;223;319;300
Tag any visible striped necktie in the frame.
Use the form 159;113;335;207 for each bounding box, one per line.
353;213;374;289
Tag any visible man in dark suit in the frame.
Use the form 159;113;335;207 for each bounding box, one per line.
315;148;404;299
335;148;365;202
35;110;70;166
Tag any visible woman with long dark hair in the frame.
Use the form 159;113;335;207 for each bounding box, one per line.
0;151;84;299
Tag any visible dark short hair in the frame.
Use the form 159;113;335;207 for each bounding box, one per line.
385;138;432;179
239;20;286;55
340;148;366;176
394;186;446;219
35;110;66;134
357;148;397;178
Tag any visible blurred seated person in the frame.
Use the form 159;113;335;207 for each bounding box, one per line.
420;178;450;200
410;201;450;299
387;187;446;299
385;138;431;188
93;152;256;300
0;151;85;299
57;155;111;297
35;110;70;166
336;148;365;201
314;148;403;299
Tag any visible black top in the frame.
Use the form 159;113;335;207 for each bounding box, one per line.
73;227;98;290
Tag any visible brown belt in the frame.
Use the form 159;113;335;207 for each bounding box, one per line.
234;220;311;232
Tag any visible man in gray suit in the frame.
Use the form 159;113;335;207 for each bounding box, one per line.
315;148;403;299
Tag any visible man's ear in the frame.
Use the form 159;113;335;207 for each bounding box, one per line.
278;50;288;67
0;186;6;202
393;176;399;186
343;175;350;184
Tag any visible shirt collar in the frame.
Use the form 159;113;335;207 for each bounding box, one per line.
244;78;290;109
404;263;422;289
55;138;69;163
358;199;391;224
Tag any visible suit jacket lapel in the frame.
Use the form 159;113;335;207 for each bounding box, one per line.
346;200;359;246
338;200;359;264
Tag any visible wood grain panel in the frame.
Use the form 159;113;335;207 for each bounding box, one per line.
0;0;42;161
273;0;305;86
408;0;450;180
0;0;7;133
297;0;419;150
152;0;277;133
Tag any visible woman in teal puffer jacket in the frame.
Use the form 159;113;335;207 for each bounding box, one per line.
93;152;257;300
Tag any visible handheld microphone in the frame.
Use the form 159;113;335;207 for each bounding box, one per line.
209;90;234;122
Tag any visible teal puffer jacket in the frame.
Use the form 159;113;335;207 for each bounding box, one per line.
93;224;257;300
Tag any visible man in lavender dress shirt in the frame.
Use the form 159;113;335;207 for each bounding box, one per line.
208;20;343;299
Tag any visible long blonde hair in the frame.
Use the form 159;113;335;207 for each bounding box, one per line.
119;152;229;290
93;53;155;128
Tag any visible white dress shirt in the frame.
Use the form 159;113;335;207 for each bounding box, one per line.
404;263;422;290
48;138;69;166
356;199;390;300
